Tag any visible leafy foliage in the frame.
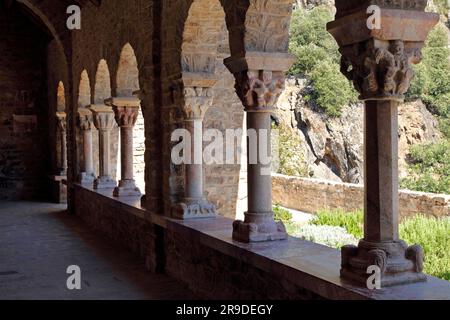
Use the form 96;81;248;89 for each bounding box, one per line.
274;124;308;177
311;210;450;281
312;209;364;239
432;0;450;15
289;6;357;117
273;204;293;223
407;25;450;117
405;24;450;194
400;141;450;194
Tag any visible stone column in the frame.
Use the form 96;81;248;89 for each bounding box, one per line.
107;97;142;197
89;105;117;189
77;108;95;185
172;74;217;219
225;52;295;242
56;112;67;176
328;1;439;286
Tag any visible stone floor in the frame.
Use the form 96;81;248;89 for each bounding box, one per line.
0;201;195;300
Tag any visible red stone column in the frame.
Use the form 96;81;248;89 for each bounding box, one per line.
171;74;217;219
225;52;295;242
109;97;142;197
328;1;439;287
77;108;95;185
89;105;117;189
56;112;67;176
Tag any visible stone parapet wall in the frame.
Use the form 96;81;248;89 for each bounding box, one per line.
73;185;450;300
272;174;450;219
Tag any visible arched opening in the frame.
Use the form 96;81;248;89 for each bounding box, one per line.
0;2;54;201
116;43;145;193
180;0;243;218
94;59;112;104
78;70;91;108
55;81;67;178
56;81;66;112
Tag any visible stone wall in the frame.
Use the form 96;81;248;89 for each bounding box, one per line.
164;227;322;300
73;185;323;299
0;6;51;200
272;174;450;219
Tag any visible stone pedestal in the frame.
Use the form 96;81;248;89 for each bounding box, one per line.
328;2;439;287
56;112;67;176
108;97;141;197
78;108;95;185
341;101;426;287
172;75;218;219
89;104;117;189
225;52;295;242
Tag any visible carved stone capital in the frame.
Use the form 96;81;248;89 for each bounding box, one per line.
328;3;439;102
340;39;423;101
77;108;93;131
56;112;66;132
224;52;295;111
89;104;115;131
341;240;426;287
182;86;214;120
106;97;141;128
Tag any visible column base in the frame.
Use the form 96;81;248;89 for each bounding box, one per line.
341;240;427;288
113;180;141;197
94;176;117;189
233;212;288;243
78;172;95;185
172;198;217;219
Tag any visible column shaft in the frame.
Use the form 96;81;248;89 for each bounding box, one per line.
60;130;67;174
171;83;216;219
246;111;272;215
110;99;141;197
364;100;399;242
185;119;203;199
99;129;111;177
83;129;94;175
120;126;134;181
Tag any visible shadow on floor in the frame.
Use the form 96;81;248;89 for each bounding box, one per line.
0;201;196;300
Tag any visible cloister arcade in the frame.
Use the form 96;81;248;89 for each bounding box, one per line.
0;0;449;300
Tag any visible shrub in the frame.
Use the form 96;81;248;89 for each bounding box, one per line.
312;209;364;239
400;140;450;194
288;6;357;117
400;215;450;281
292;225;359;248
308;60;358;117
274;124;308;177
440;118;450;139
408;24;450;117
273;204;293;223
309;209;450;280
432;0;450;15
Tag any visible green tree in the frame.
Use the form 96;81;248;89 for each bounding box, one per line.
408;24;450;117
288;6;357;117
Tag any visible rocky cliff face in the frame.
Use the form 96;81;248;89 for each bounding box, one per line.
274;78;442;183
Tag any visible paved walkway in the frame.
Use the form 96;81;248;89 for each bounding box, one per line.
0;201;195;300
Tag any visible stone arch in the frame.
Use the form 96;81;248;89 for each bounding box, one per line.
16;0;68;61
78;70;91;108
178;0;244;217
116;43;140;97
94;59;112;104
181;0;226;74
56;81;66;112
116;43;145;192
243;0;293;53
